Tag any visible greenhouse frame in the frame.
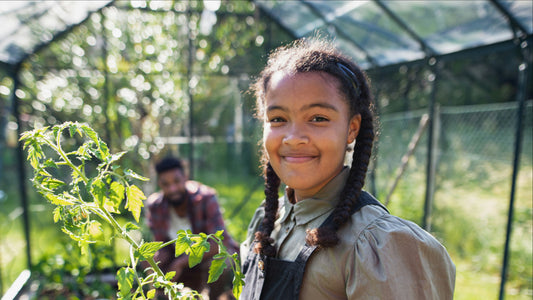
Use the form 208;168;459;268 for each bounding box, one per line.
0;1;531;299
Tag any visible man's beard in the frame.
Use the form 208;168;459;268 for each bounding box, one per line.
166;192;186;206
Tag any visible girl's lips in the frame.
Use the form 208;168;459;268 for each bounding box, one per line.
282;155;316;163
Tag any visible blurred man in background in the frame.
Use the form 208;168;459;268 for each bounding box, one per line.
145;156;239;299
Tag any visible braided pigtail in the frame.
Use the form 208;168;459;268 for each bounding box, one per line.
253;163;280;257
306;109;374;247
306;61;375;248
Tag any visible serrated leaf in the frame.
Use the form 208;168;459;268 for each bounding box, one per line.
106;151;126;165
43;159;58;169
117;267;135;297
91;178;107;206
124;169;149;181
45;194;75;206
147;289;156;299
125;185;145;222
208;258;227;283
68;124;77;138
164;271;176;281
212;253;226;259
175;232;192;257
42;177;66;190
137;242;163;260
125;222;140;232
215;230;224;239
109;181;125;209
80;124;99;144
98;140;110;158
232;273;245;299
75;142;93;160
53;207;61;222
188;239;209;268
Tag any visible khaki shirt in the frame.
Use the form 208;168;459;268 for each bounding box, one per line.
241;168;455;299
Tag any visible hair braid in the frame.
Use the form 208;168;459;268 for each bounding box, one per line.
253;163;280;256
306;109;374;247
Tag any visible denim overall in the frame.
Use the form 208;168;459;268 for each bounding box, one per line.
241;191;385;300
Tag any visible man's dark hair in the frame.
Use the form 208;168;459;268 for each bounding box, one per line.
155;157;184;175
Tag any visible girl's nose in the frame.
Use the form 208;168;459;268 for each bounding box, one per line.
282;123;309;145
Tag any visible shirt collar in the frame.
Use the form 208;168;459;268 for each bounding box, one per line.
278;167;350;226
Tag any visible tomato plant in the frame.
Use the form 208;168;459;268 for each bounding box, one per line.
20;121;244;299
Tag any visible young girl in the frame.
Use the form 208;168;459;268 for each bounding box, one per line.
240;38;455;299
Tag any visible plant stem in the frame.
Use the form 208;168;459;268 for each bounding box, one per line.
45;136;89;183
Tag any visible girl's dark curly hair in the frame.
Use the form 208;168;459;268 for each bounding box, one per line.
252;37;375;256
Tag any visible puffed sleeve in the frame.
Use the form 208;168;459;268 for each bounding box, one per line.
348;214;455;299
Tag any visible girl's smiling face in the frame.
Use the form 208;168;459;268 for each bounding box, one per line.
263;71;361;201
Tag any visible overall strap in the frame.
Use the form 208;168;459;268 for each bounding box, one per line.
292;244;318;299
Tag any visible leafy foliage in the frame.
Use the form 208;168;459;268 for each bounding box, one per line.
21;122;244;299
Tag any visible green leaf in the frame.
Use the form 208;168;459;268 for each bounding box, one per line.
43;159;58;169
117;267;135;297
208;258;227;283
215;230;225;239
91;178;107;206
42;177;66;190
175;232;192;257
80;124;99;144
125;185;145;222
147;289;156;299
68;124;77;137
188;238;209;268
108;181;125;209
232;273;245;299
124;169;149;181
137;242;163;260
45;194;75;206
26;141;44;169
164;271;176;281
106;151;126;165
75;142;93;160
53;207;61;222
125;222;140;232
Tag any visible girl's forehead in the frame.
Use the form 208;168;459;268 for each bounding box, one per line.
264;71;350;114
267;71;340;94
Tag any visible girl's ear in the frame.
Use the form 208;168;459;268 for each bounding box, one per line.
347;114;361;144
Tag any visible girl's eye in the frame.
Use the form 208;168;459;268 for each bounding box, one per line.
311;116;329;122
269;117;286;123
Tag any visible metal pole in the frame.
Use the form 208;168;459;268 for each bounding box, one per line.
422;58;439;231
498;39;530;300
101;10;113;150
10;64;32;270
187;1;195;180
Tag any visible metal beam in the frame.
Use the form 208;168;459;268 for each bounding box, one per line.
489;0;530;37
374;0;437;56
366;37;525;73
498;37;530;300
300;0;378;67
254;3;299;40
10;63;32;270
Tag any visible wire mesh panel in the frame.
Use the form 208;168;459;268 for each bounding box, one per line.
372;101;533;298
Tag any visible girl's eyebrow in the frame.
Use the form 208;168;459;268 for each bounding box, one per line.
266;102;339;113
301;102;338;112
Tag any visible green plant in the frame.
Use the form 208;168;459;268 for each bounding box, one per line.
20;121;244;299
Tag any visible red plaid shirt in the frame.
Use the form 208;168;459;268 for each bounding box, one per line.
145;181;239;267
